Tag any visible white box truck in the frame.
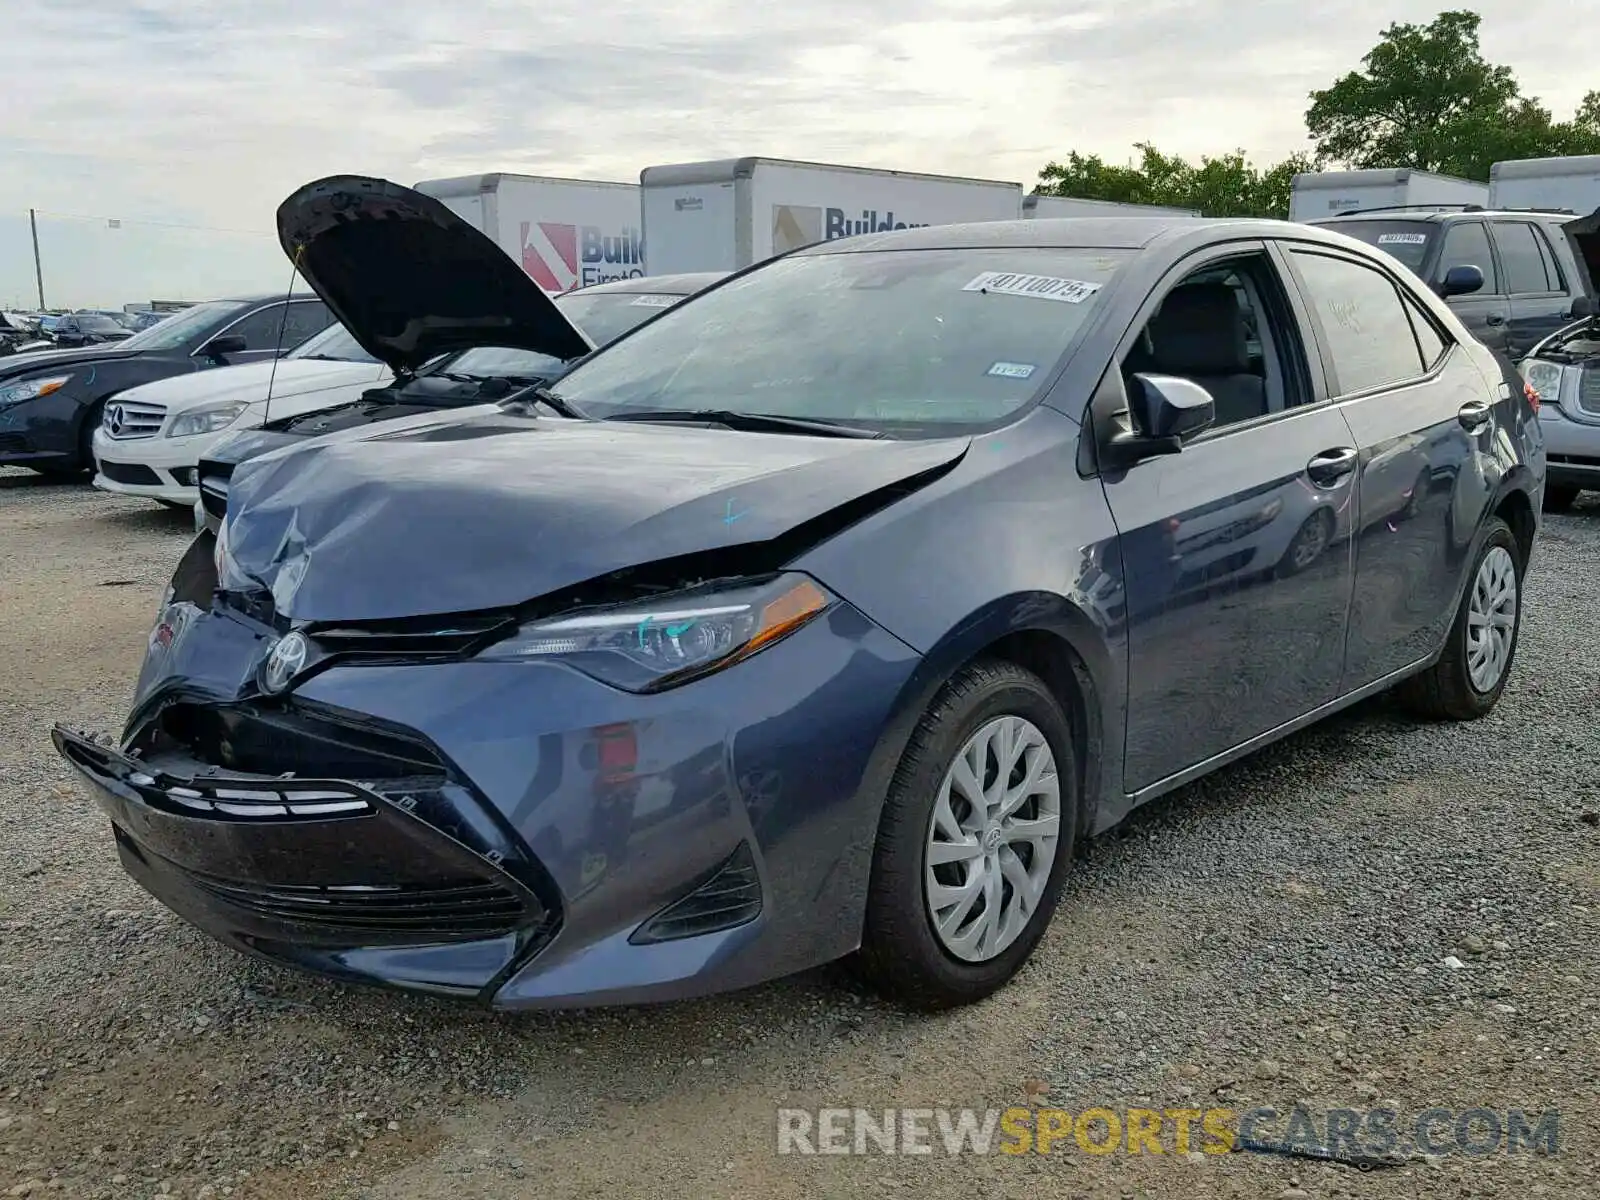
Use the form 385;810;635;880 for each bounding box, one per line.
413;173;644;293
1023;194;1200;218
1288;168;1488;222
1488;156;1600;215
639;157;1025;274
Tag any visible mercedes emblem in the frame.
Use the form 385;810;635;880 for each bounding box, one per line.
105;404;126;435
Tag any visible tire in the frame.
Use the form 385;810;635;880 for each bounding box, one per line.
1397;516;1522;721
854;659;1079;1010
76;401;105;475
1543;485;1579;514
1275;507;1335;578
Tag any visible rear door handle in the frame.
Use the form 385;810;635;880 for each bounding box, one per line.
1306;447;1359;486
1485;313;1506;326
1458;400;1492;431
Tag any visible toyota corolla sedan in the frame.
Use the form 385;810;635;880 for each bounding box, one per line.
55;175;1544;1013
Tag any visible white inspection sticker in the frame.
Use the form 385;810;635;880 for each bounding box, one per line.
1376;233;1428;245
630;295;679;308
963;271;1102;303
987;361;1037;379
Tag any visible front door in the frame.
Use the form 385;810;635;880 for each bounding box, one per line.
1434;220;1511;355
1098;245;1357;792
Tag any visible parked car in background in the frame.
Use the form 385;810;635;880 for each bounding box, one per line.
55;176;1544;1017
1312;207;1597;361
92;321;391;507
194;254;724;527
0;293;333;475
48;311;134;348
1519;207;1600;511
122;310;177;333
1;312;39;355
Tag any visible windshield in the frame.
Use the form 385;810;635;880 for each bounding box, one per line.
120;300;243;351
551;248;1131;434
554;290;686;345
287;322;379;363
432;344;569;381
1318;220;1436;272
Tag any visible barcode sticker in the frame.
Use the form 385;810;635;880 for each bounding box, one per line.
963;272;1102;304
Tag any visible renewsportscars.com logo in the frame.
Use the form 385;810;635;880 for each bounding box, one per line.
520;221;645;293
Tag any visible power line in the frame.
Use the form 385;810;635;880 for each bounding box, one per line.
29;209;275;238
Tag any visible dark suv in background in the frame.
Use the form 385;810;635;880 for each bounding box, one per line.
1314;206;1596;362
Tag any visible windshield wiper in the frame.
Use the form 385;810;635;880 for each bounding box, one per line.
516;385;589;421
604;408;884;439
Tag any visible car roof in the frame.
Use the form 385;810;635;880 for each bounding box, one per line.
566;272;729;296
1313;208;1578;225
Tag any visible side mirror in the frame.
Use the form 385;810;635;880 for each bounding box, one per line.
1099;373;1216;471
201;334;248;358
1439;264;1484;298
1571;295;1597;318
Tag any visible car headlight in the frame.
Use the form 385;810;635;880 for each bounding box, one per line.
1520;359;1565;408
0;374;72;409
478;572;834;691
167;400;249;438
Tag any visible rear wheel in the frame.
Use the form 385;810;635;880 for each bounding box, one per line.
855;660;1078;1010
1543;485;1579;514
1397;517;1522;720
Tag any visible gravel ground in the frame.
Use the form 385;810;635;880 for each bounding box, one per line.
2;465;1596;1200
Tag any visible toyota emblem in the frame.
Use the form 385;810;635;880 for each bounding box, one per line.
260;631;309;694
105;404;126;435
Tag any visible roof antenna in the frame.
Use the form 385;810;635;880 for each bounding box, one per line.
262;245;304;428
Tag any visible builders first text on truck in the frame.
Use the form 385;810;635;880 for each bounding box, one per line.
414;173;645;294
640;157;1025;275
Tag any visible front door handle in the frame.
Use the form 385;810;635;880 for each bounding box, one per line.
1485;313;1506;327
1458;400;1492;432
1306;446;1359;486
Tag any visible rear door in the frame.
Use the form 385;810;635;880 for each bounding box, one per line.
1433;220;1511;353
1493;219;1581;361
1282;244;1494;689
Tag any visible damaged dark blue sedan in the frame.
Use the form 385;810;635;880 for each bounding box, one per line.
55;176;1544;1012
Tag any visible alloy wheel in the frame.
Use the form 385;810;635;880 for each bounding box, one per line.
924;715;1061;963
1466;545;1517;692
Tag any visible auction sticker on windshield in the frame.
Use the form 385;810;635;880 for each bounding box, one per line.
1376;233;1428;245
630;295;679;308
963;272;1102;304
986;361;1037;379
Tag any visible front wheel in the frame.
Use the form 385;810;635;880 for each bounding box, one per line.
855;660;1078;1010
1396;516;1522;720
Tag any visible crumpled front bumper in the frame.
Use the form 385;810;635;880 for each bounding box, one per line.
60;587;922;1009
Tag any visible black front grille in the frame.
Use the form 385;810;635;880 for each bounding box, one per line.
99;460;163;486
153;701;447;781
631;842;762;944
184;870;529;940
0;434;28;453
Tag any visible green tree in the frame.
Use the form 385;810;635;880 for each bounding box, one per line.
1036;143;1311;219
1305;10;1600;179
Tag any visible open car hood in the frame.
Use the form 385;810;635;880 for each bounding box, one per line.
276;175;595;375
1561;207;1600;302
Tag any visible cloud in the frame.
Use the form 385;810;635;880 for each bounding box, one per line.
3;0;1592;307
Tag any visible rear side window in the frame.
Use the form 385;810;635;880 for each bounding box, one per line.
1436;222;1498;294
1532;226;1567;292
1493;222;1555;295
1290;251;1427;395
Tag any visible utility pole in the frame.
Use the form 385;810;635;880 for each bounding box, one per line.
29;208;45;310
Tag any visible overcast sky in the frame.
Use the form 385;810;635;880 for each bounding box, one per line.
2;0;1589;308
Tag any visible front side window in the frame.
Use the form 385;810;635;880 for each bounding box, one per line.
276;300;333;348
219;303;311;351
1290;251;1426;395
552;247;1132;435
1435;222;1499;294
